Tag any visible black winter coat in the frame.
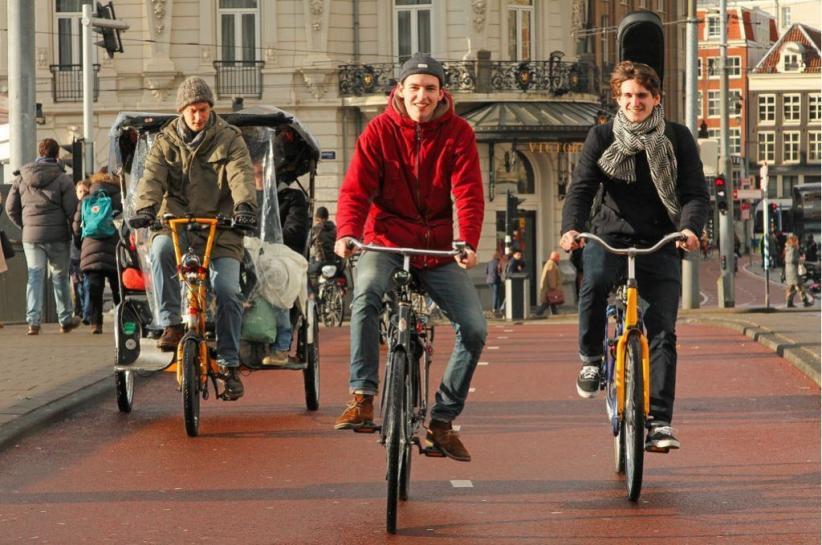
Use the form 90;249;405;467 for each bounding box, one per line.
72;181;123;273
277;186;309;254
310;220;337;263
562;121;709;246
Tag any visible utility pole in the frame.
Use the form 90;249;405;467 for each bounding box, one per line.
716;0;735;307
7;0;37;173
682;0;700;309
81;3;129;175
760;162;771;309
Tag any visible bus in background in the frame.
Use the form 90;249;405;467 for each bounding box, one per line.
791;183;821;240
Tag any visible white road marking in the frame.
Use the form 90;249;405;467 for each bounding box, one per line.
497;336;509;339
487;346;499;350
452;424;461;431
469;388;476;393
450;480;473;488
478;361;489;366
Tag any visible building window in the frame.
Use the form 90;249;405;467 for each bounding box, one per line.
507;0;534;61
706;15;720;39
656;0;664;12
759;132;775;163
809;132;822;162
697;90;703;119
730;90;743;117
56;0;95;66
758;94;775;123
783;94;801;123
809;94;821;122
600;15;609;65
783;132;800;162
781;176;797;198
730;128;741;156
395;0;432;63
781;6;791;27
697;57;702;79
727;56;741;77
707;57;720;77
638;0;647;7
708;91;720;117
218;0;259;64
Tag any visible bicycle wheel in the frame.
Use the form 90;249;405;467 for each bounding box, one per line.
115;370;134;413
622;334;645;501
302;305;320;411
329;286;344;327
399;360;415;501
385;349;406;534
181;338;201;437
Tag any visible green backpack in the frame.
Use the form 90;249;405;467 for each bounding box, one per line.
81;190;115;239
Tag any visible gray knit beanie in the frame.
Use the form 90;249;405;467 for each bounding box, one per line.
399;52;445;86
176;76;215;112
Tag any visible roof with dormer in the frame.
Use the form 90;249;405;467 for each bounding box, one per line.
752;23;821;73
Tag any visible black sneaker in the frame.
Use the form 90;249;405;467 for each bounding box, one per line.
576;364;601;398
222;367;244;400
645;424;680;452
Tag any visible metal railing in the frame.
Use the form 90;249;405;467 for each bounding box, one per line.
49;64;100;102
213;60;265;98
339;52;594;97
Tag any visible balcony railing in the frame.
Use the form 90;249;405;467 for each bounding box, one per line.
339;52;594;97
213;60;264;98
49;64;100;102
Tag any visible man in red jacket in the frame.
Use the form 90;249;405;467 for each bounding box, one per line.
333;52;486;462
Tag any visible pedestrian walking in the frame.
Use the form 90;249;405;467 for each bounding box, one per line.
533;251;563;317
506;248;526;276
784;234;812;308
72;171;123;334
803;234;817;263
485;251;503;315
71;179;90;324
5;138;80;335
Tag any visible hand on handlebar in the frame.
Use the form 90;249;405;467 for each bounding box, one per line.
560;230;584;252
127;207;156;230
232;203;257;233
335;237;358;259
454;246;477;270
676;228;699;252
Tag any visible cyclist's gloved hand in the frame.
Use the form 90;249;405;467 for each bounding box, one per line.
232;203;257;233
128;207;156;229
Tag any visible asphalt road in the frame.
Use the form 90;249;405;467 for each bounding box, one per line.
0;320;818;545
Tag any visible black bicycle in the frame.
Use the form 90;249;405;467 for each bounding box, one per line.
348;239;465;534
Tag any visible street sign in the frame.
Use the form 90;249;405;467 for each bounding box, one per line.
736;189;762;200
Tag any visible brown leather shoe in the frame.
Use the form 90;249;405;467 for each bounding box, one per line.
26;325;40;336
334;394;375;430
91;324;103;334
425;419;471;462
157;324;185;352
60;316;82;333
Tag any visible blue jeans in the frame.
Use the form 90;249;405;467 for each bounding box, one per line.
578;241;681;423
22;241;74;327
273;306;293;352
488;281;502;311
349;251;487;422
150;235;243;368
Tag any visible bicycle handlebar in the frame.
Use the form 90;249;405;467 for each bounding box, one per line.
576;232;686;256
347;238;467;258
151;214;236;232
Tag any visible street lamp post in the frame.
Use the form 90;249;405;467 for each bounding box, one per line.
761;162;770;309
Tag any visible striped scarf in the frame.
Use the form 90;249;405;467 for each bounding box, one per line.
597;105;681;226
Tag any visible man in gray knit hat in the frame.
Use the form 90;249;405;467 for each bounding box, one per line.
129;75;258;400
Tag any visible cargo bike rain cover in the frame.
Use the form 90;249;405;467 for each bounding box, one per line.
108;106;320;366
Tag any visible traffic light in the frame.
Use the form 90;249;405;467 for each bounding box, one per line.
95;2;124;59
506;190;525;236
715;176;728;213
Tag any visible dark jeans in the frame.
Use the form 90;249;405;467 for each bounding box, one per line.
578;241;681;424
488;281;502;312
85;269;121;327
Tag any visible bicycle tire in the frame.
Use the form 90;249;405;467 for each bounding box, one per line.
385;348;406;534
115;370;134;413
399;361;415;501
623;334;645;501
182;338;201;437
303;305;320;411
330;286;344;327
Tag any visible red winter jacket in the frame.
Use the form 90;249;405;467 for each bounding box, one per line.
336;89;484;268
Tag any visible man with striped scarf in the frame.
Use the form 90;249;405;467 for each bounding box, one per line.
560;61;709;452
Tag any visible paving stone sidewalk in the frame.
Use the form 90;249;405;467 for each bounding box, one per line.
0;307;818;450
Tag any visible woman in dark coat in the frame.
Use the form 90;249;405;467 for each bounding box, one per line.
72;172;123;333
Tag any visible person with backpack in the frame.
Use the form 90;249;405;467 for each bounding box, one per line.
72;171;123;334
5;138;80;335
560;61;709;451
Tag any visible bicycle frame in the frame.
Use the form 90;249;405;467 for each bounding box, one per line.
166;217;225;389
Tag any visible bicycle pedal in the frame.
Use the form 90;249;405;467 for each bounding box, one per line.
645;445;670;454
353;423;380;434
421;445;446;458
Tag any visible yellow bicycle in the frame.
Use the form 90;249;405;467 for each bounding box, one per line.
577;231;685;501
